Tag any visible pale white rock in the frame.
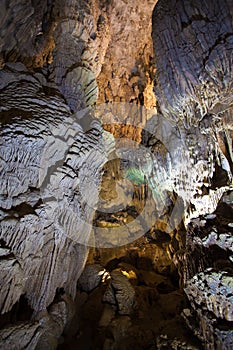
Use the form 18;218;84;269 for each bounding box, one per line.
185;270;233;321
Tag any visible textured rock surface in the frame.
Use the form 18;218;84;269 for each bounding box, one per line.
96;0;157;107
59;258;201;350
152;0;233;126
78;264;106;292
103;270;136;315
185;270;233;321
0;322;42;350
183;191;233;349
0;295;75;350
0;1;160;347
0;0;158;111
0;65;108;313
156;334;200;350
151;1;233;348
0;0;233;349
0;61;107;348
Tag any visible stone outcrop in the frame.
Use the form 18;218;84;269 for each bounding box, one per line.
78;264;107;292
103;270;136;315
0;60;108;347
182;192;233;349
96;0;157;107
0;295;75;350
151;1;233;348
60;258;201;350
0;62;108;313
0;0;157;111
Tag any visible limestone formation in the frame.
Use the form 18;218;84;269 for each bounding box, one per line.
103;270;136;315
185;270;233;322
151;2;232;348
0;58;109;345
152;0;233;126
78;264;107;292
0;0;232;349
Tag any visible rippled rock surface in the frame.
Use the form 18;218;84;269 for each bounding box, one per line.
0;63;109;347
152;1;233;348
152;0;233;126
0;0;233;349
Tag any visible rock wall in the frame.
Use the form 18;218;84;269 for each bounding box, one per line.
0;0;232;349
0;0;158;347
152;0;233;348
0;62;110;348
0;1;110;346
95;0;157;108
152;0;233;127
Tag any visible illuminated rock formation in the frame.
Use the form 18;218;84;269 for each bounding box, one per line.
0;0;232;349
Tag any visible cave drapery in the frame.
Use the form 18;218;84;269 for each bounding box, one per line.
0;0;232;349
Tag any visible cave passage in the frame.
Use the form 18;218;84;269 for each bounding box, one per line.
56;121;202;349
0;0;232;349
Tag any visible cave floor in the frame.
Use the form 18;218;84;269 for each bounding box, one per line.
57;158;203;350
57;249;203;350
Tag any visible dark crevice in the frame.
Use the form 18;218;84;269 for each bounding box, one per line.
210;162;229;189
181;14;212;30
0;108;34;125
5;199;43;219
203;32;233;67
46;288;66;313
0;295;34;330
